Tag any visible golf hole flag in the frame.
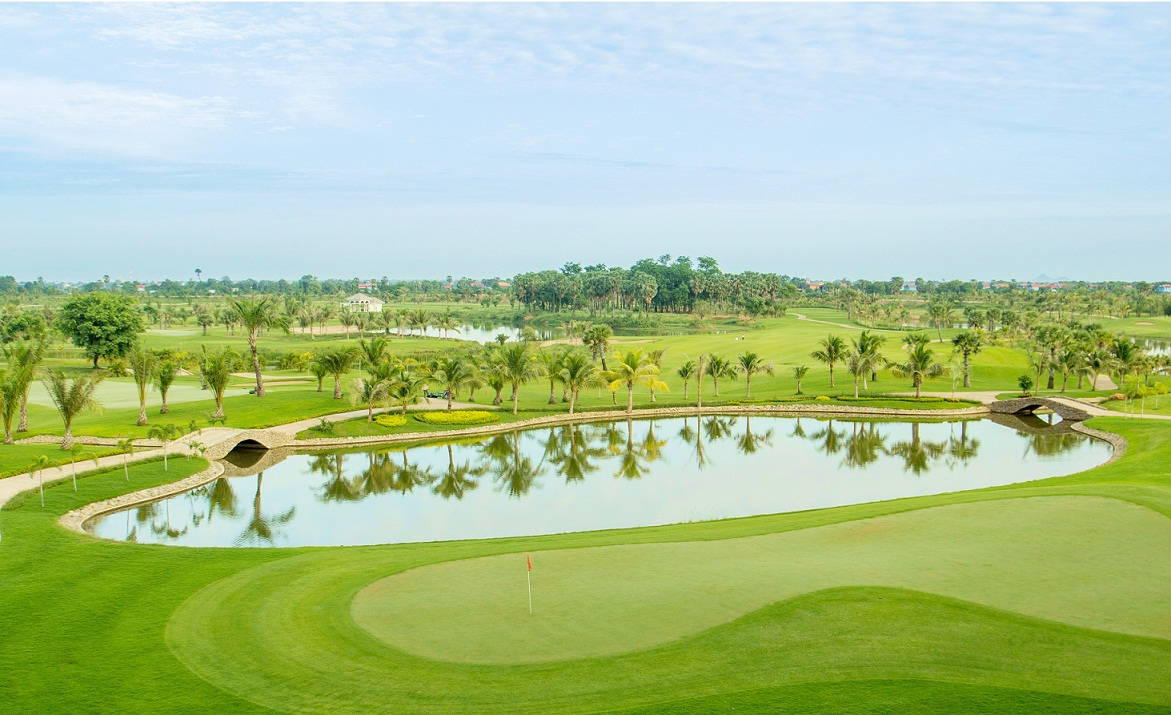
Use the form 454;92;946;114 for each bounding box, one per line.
526;554;534;615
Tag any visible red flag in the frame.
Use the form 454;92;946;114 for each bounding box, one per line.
526;554;533;572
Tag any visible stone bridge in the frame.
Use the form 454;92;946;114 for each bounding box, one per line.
989;397;1093;422
202;428;295;460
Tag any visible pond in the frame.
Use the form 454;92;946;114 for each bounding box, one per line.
85;415;1111;548
391;324;555;343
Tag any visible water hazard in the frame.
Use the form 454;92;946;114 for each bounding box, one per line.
86;415;1111;547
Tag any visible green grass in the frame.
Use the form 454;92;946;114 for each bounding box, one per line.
0;443;119;479
2;417;1171;711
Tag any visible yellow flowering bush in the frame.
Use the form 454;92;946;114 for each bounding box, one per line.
414;410;500;426
373;414;408;428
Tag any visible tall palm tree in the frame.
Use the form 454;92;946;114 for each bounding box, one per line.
693;354;710;408
357;337;391;371
950;331;984;388
429;356;481;410
559;350;602;414
351;376;390;421
147;423;182;470
855;330;886;387
810;335;847;388
41;370;103;450
603;349;668;415
792;364;810;395
676;360;696;400
535;348;566;404
646;348;667;402
127;347;157;426
315;348;359;400
736;352;774;399
386;366;426;414
3;339;44;433
116;438;134;481
229;296;290;397
155;359;178;414
498;342;542;414
889;343;945;398
705;355;737;397
200;347;239;419
928;302;955;342
308;358;328;392
581;324;613;369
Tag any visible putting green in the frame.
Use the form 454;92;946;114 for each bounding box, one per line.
352;496;1171;663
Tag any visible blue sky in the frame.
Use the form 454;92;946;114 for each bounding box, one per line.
2;3;1170;282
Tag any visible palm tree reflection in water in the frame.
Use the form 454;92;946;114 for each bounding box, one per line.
98;416;1100;545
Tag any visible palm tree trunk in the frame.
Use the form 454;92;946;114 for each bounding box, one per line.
160;391;170;414
333;376;343;400
447;393;453;411
626;385;633;414
62;422;74;450
828;364;835;387
548;380;556;404
137;388;148;426
745;375;752;399
249;330;265;396
512;392;520;415
18;393;28;432
569;391;577;414
854;375;860;398
963;354;971;388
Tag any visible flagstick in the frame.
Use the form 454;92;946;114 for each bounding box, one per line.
526;568;533;616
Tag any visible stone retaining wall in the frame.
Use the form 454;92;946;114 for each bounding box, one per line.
59;461;226;535
1071;422;1127;464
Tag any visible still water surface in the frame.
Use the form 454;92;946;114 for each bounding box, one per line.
87;416;1110;548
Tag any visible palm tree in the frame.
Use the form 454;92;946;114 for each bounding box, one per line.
693;354;710;408
41;370;103;450
147;423;182;471
315;347;359;400
582;324;613;369
155;359;178;414
928;302;955;342
676;360;696;400
810;335;847;388
498;342;542;414
351;376;390;421
854;330;886;387
228;297;290;397
535;348;566;404
950;331;983;388
792;364;810;395
705;355;737;397
127;347;157;426
116;438;134;481
357;337;391;371
338;307;356;338
603;349;668;415
559;351;602;414
200;347;239;420
429;356;481;410
0;367;24;444
308;358;328;392
386;366;426;414
888;343;945;398
3;339;44;433
436;311;460;339
67;443;91;491
32;454;50;507
844;350;878;398
737;352;774;399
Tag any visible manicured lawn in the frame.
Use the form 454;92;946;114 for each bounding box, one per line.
0;443;119;479
2;417;1170;711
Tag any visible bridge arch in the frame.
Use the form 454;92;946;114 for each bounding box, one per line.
989;397;1093;422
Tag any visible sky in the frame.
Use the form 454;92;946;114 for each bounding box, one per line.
2;2;1170;283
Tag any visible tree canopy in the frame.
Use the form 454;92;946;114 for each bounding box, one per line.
55;293;144;368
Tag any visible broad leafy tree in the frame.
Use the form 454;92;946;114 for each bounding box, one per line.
56;293;144;368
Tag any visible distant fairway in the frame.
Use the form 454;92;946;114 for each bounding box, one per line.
353;496;1171;662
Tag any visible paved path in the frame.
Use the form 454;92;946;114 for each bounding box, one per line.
790;312;902;333
0;402;489;509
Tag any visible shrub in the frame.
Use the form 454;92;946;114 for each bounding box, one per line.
313;418;335;435
414;410;500;426
374;414;408;428
815;395;832;402
1107;393;1128;402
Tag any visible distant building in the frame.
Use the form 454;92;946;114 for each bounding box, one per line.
806;280;825;292
343;292;384;313
357;281;375;291
135;284;145;293
497;281;511;288
1156;284;1171;294
901;281;918;292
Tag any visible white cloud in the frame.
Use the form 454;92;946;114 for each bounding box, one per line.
0;75;249;157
